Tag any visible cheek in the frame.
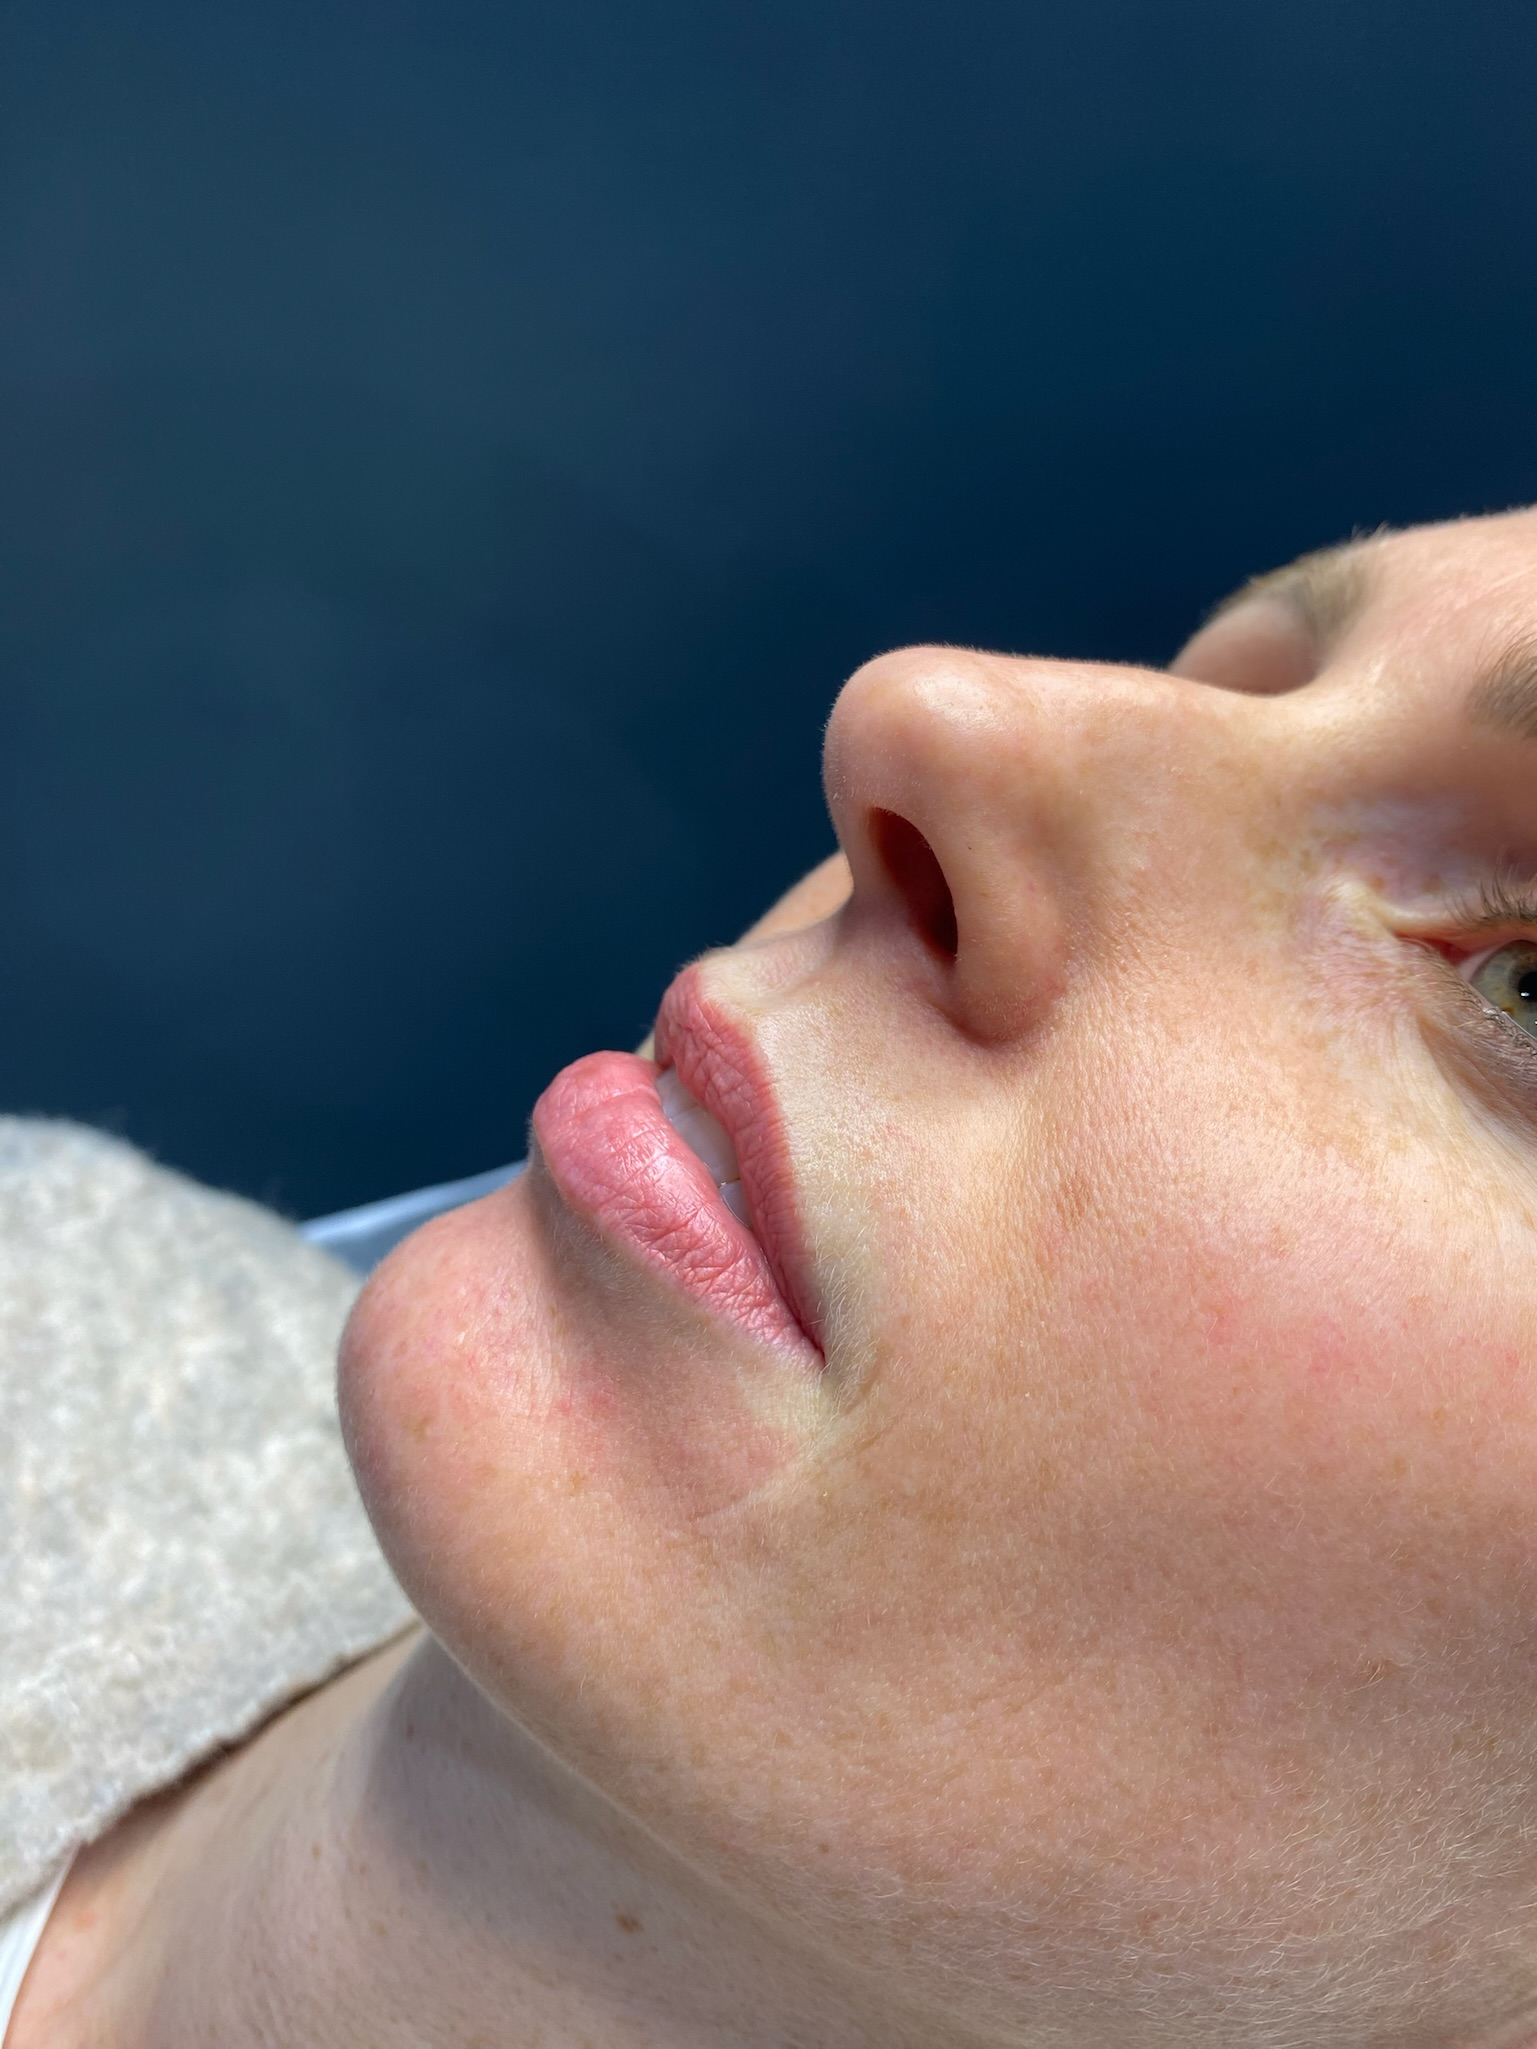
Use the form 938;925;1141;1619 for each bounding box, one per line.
837;1029;1537;1665
754;1118;1537;1848
1019;1116;1537;1651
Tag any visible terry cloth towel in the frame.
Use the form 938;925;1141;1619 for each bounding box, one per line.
0;1119;416;1916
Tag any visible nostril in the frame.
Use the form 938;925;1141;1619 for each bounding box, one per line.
870;808;958;960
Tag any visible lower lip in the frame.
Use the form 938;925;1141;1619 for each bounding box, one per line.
531;1049;817;1361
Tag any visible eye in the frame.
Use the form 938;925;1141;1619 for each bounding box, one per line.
1469;942;1537;1039
1169;598;1319;697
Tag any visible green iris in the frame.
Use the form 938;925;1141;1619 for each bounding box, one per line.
1471;942;1537;1040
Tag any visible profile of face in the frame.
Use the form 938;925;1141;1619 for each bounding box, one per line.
342;509;1537;2046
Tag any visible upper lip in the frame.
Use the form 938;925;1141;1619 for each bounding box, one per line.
653;964;822;1353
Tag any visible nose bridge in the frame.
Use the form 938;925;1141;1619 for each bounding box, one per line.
824;645;1255;1041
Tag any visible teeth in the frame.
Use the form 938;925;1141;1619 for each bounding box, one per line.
656;1067;740;1185
656;1068;752;1230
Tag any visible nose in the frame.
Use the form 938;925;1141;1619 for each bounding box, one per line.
822;645;1211;1043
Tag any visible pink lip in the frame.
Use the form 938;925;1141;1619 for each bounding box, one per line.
530;969;820;1362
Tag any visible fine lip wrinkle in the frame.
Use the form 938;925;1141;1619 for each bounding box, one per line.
530;1049;818;1360
653;968;824;1357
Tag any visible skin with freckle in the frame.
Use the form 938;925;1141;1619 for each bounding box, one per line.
39;512;1537;2049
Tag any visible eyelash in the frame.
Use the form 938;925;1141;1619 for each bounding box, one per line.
1440;878;1537;956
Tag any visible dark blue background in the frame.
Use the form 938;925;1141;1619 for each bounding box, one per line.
2;0;1533;1215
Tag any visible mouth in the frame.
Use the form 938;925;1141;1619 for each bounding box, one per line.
530;968;820;1363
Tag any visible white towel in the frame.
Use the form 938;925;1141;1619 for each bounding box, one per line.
0;1120;415;1915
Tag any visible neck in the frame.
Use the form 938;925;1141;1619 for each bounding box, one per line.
19;1634;921;2049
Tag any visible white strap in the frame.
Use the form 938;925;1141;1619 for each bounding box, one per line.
301;1159;523;1274
0;1862;72;2045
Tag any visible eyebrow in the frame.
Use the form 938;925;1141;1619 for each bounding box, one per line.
1467;635;1537;745
1204;539;1377;647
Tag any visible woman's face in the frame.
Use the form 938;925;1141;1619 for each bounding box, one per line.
342;509;1537;2043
